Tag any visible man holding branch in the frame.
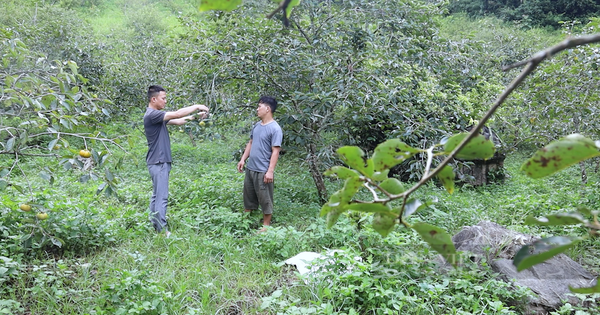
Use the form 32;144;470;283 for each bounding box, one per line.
144;85;209;237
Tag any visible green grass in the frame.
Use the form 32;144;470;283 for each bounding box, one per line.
85;0;203;36
2;130;599;314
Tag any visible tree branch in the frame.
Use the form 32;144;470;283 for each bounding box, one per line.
398;33;600;199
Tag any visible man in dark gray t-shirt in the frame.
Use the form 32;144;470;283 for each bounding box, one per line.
237;96;283;233
144;85;209;237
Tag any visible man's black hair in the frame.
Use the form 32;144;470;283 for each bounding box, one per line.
259;96;278;113
148;85;166;103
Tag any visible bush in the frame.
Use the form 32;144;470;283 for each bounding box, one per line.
95;269;173;315
0;195;116;258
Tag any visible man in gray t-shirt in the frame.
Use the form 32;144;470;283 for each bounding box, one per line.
237;96;283;233
144;85;209;237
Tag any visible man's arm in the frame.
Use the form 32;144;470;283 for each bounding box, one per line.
165;104;209;125
263;146;281;183
237;140;253;172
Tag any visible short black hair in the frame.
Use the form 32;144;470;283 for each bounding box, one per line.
148;85;166;103
259;96;278;113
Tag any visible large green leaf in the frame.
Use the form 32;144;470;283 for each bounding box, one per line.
444;133;495;160
378;178;405;195
436;165;455;194
412;222;457;266
570;281;600;294
521;134;600;179
372;139;420;172
524;213;586;226
340;177;363;203
326;210;342;228
320;191;341;217
372;213;396;237
199;0;243;12
324;166;360;179
337;146;374;177
513;236;581;271
320;176;362;218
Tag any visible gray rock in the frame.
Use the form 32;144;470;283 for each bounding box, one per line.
447;221;597;313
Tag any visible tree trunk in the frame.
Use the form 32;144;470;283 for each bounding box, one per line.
307;143;328;204
580;161;587;184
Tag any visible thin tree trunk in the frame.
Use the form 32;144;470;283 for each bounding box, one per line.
307;143;327;204
580;161;587;184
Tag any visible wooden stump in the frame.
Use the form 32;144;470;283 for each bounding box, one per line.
457;152;506;186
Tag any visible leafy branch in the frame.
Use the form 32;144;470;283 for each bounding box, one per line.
321;33;600;293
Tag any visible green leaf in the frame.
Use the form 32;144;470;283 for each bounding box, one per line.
372;213;396;237
105;169;114;182
513;236;581;271
524;213;586;226
372;139;419;172
5;137;15;151
320;191;341;217
378;178;405;195
12;183;24;194
48;139;58;151
340;177;363;203
436;165;455;194
521;134;600;179
371;170;389;181
50;237;62;247
326;210;342;228
337;146;374;177
444;133;495;160
412;222;457;266
0;180;7;191
324;166;360;179
80;174;90;183
199;0;243;12
39;171;52;182
41;95;54;108
570;281;600;294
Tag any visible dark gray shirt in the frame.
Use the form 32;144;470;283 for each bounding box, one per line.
247;121;283;172
144;108;172;165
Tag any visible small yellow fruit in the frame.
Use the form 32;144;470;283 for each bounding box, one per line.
199;121;206;127
36;212;49;220
79;149;91;158
20;204;32;212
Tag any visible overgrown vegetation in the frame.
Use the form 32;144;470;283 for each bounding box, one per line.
1;0;600;313
448;0;600;28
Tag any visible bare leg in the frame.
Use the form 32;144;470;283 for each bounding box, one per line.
263;214;272;226
257;214;272;233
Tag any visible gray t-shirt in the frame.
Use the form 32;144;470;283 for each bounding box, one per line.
144;108;172;165
247;121;283;172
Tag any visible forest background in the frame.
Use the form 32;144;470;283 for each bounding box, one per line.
1;0;600;314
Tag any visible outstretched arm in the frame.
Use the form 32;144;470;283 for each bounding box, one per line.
165;104;209;125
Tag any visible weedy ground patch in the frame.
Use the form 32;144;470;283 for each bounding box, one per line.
2;131;599;314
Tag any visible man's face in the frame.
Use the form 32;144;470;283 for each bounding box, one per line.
257;102;270;118
152;91;167;110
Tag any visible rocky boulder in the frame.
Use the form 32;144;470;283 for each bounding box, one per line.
447;221;597;314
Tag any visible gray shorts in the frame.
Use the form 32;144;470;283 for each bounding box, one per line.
243;169;274;214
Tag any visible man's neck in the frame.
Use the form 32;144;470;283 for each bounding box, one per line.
260;116;274;125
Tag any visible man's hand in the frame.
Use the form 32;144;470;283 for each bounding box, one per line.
237;160;245;173
264;170;274;183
